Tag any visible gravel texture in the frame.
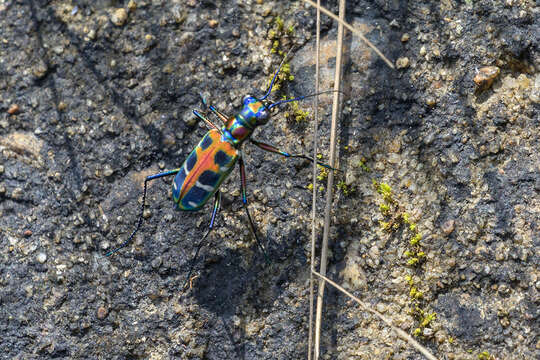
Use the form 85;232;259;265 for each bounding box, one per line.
0;0;538;359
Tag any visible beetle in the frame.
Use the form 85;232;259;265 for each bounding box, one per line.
106;56;339;266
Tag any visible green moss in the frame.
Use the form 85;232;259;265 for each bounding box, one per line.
358;159;371;172
420;312;436;328
286;100;309;122
317;167;329;181
287;24;295;34
405;275;414;286
478;351;493;360
274;16;284;32
377;183;392;198
411;307;436;337
337;180;355;196
373;178;435;334
266;16;296;90
409;287;423;299
271;40;280;54
402;212;410;224
410;233;422;246
379;221;391;231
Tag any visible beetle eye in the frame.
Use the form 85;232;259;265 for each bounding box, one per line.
258;109;269;123
243;95;253;105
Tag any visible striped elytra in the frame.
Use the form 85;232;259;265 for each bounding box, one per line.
172;129;238;211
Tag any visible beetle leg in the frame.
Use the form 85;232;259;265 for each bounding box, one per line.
250;139;340;171
193;109;222;133
199;92;229;124
238;152;270;262
208;105;229;124
183;190;222;289
106;169;181;257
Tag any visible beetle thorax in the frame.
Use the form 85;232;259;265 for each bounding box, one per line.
223;98;269;146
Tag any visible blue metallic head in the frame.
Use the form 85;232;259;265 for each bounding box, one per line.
240;95;270;126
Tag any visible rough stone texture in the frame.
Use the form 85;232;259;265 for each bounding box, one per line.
0;0;538;359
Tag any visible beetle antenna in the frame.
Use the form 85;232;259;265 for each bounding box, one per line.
267;90;344;110
260;46;296;101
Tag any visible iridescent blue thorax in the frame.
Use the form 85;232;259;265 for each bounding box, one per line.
222;96;270;147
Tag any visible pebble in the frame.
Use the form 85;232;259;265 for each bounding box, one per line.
8;104;20;114
111;8;128;26
36;252;47;263
0;165;3;174
208;19;218;28
395;57;410;69
52;46;64;55
32;62;48;79
441;219;455;235
103;165;114;177
473;66;500;90
387;153;401;164
261;4;272;16
87;28;96;40
11;187;23;200
426;96;436;107
151;257;162;269
128;0;137;11
401;33;410;42
183;110;197;126
23;230;32;237
97;306;108;320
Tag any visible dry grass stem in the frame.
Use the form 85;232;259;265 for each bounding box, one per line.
313;0;346;358
313;271;439;360
307;1;322;359
302;0;395;69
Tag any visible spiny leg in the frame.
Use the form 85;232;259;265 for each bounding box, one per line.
199;93;228;124
238;152;270;262
183;190;222;289
250;139;339;171
106;169;181;257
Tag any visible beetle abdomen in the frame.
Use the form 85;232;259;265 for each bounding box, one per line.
173;129;238;210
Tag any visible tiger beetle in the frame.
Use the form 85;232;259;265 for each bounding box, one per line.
106;54;339;275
